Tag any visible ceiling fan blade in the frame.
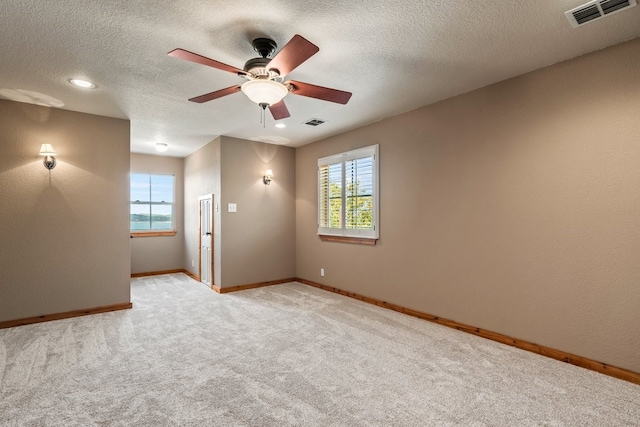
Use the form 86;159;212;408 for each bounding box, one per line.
188;85;241;103
287;80;352;105
168;48;245;75
269;100;291;120
267;35;319;77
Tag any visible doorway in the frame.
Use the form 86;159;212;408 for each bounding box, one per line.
199;194;214;287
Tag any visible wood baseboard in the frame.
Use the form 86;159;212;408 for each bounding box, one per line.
132;270;292;295
132;269;202;282
131;268;185;278
0;302;133;330
296;278;640;386
212;278;297;294
183;270;200;282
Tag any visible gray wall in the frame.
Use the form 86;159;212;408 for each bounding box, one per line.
295;38;640;373
130;153;185;274
0;99;131;322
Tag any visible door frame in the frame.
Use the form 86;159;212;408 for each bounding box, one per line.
198;194;214;288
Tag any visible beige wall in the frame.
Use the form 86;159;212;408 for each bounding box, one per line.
183;136;296;288
295;38;640;373
220;137;296;286
130;153;184;274
3;37;635;375
0;100;130;322
183;138;222;284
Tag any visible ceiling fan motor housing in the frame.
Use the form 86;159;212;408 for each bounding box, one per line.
243;38;282;79
243;57;280;80
252;38;277;58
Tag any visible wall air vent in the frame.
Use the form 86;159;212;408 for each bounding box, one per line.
304;118;326;126
565;0;637;27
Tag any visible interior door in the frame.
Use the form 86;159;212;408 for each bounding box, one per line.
199;195;213;287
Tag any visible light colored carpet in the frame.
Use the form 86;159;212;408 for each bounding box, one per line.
0;274;638;426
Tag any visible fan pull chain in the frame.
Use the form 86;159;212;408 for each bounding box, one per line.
259;103;267;128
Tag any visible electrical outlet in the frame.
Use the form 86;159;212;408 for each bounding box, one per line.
320;268;325;277
191;260;195;267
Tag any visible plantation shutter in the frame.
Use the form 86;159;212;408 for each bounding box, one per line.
318;154;344;231
318;145;378;239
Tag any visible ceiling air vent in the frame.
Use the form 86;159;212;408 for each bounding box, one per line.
565;0;637;27
304;118;326;126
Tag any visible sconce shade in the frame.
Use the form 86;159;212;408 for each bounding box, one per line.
39;144;57;156
39;143;57;170
241;80;288;106
263;169;274;185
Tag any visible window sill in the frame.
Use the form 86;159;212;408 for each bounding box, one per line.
319;235;377;245
131;231;177;238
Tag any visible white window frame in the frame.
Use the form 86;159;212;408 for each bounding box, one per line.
317;144;379;240
130;172;176;233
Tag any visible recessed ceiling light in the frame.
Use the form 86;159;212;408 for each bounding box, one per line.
274;123;286;128
69;79;96;89
155;143;168;152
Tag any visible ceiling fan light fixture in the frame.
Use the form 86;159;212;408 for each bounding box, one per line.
241;80;288;106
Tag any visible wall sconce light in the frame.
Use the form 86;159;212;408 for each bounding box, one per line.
39;143;57;170
263;169;273;185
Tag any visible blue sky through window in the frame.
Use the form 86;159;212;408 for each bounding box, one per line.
130;173;175;231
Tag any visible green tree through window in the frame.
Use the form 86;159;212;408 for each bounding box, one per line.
346;156;373;230
318;145;378;239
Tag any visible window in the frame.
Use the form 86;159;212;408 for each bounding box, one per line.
130;173;175;235
318;144;379;241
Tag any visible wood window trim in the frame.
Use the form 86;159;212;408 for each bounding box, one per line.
131;231;177;238
319;234;377;245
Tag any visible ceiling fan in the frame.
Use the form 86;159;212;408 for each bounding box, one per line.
168;35;352;120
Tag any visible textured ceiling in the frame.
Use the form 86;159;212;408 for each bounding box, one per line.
1;1;639;157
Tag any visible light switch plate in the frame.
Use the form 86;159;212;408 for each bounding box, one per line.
228;203;237;213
